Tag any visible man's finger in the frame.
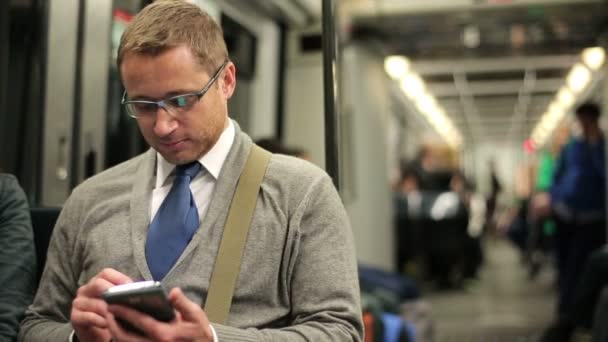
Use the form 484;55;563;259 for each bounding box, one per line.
71;310;108;329
168;288;206;323
96;268;134;285
169;288;215;340
77;277;119;298
108;305;177;341
72;296;108;316
106;312;147;342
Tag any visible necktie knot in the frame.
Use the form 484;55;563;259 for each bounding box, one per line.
176;162;202;180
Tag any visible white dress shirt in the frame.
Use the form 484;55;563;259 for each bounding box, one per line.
69;120;234;342
151;120;234;342
152;120;235;221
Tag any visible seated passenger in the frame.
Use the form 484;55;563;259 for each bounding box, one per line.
450;173;485;279
19;2;362;341
0;173;37;340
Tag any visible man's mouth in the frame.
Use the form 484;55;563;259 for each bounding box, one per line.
160;139;187;150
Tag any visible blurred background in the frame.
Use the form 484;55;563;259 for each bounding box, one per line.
2;0;608;341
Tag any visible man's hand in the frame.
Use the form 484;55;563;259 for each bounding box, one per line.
71;268;133;342
106;287;214;342
531;192;552;219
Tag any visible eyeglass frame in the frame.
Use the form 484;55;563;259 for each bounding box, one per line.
121;60;229;119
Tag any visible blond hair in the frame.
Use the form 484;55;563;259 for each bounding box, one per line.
117;0;228;76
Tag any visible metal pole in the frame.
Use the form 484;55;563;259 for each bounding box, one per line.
0;0;9;148
69;0;86;188
601;35;608;243
604;64;608;244
322;0;340;190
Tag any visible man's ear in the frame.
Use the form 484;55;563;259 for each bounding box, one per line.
221;61;236;100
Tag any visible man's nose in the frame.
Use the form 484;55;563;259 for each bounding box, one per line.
153;106;178;137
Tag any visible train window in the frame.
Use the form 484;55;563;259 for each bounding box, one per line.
222;14;257;81
299;34;322;53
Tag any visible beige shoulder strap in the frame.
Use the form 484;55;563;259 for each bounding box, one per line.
204;145;271;324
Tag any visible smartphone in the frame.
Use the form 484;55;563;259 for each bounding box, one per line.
102;281;175;334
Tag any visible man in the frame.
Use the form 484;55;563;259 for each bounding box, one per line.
541;102;606;342
0;173;37;340
540;247;608;342
19;1;363;341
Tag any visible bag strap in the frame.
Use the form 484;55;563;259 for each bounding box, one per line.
204;144;271;324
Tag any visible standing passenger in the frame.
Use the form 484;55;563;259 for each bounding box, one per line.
485;160;502;234
19;1;363;341
541;102;606;342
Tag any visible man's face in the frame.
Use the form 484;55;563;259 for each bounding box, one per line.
120;45;236;165
576;113;599;137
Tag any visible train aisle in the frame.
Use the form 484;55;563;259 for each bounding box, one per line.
426;238;558;342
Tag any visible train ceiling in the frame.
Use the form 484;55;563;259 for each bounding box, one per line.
347;0;608;145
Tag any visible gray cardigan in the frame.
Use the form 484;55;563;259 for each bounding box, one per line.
20;123;363;341
0;174;36;341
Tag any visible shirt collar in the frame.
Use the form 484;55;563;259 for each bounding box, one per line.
155;120;235;188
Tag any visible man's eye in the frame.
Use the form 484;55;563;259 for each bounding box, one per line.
168;96;190;108
133;102;157;112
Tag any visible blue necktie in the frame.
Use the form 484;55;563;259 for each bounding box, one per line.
146;162;202;280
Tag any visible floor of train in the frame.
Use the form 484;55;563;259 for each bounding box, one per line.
425;237;559;342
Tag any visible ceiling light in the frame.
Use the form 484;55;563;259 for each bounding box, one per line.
400;73;426;99
384;56;410;80
444;125;456;136
556;87;575;108
396;70;462;148
533;130;547;146
543;113;562;130
582;47;606;70
415;93;438;114
548;102;564;119
437;123;450;135
535;125;548;137
462;25;480;49
541;118;556;132
567;63;591;94
433;111;448;127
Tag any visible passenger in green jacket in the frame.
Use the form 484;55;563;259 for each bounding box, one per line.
0;174;36;341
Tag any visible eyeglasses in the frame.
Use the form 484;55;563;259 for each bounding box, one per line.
121;60;229;119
